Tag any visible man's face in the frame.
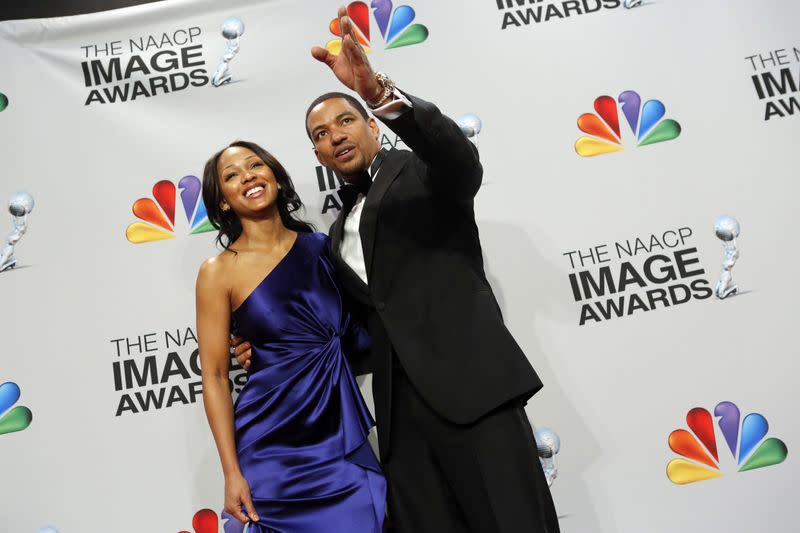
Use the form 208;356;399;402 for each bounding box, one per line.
307;97;381;181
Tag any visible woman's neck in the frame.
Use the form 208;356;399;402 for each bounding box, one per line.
237;210;294;252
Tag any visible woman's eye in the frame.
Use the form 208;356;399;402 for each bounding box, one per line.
224;173;236;181
343;118;352;124
251;162;263;168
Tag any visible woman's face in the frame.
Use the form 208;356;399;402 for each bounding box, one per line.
216;146;280;217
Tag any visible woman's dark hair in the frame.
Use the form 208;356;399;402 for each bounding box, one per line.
202;140;315;250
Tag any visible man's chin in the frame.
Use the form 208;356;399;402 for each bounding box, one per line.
330;160;366;177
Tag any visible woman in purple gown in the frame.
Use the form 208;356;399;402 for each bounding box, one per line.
195;141;385;533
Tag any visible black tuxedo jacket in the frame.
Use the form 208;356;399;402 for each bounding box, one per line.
331;92;543;459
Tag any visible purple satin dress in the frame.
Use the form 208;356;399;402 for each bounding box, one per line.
223;231;385;533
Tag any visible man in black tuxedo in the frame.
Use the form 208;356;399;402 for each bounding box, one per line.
236;6;559;532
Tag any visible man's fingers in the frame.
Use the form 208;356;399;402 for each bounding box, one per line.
354;35;369;63
233;341;251;357
311;45;334;67
234;349;250;364
341;28;368;71
341;15;353;40
243;493;260;522
340;15;360;51
338;9;349;49
344;35;372;87
347;18;361;46
235;351;249;366
343;34;365;69
341;34;355;62
231;335;243;347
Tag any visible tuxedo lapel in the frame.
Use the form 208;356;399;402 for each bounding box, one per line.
359;149;408;280
330;207;347;255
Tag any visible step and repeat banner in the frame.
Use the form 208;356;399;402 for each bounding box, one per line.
0;0;797;531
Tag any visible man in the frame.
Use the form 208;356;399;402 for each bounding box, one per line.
235;6;559;532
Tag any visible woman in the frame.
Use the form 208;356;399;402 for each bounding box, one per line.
195;141;384;533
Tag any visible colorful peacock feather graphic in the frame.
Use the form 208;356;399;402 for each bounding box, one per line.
0;381;33;435
575;90;681;157
325;1;429;55
126;176;215;244
667;401;788;484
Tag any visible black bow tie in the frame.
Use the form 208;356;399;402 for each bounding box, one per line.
338;170;371;210
337;149;387;211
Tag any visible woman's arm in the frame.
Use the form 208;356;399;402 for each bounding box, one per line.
196;257;259;525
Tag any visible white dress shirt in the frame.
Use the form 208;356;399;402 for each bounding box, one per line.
339;90;412;285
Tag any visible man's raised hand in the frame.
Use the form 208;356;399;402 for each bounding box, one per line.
310;5;382;103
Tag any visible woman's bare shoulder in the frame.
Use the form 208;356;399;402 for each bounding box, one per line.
197;250;236;287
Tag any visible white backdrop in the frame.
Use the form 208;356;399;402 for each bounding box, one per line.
0;0;797;531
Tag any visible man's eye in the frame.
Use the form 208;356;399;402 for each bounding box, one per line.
343;118;352;124
317;131;327;139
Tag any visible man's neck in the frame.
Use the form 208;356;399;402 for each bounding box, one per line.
341;150;381;184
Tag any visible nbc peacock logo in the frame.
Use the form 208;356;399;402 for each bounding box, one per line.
325;1;429;55
126;176;215;244
667;401;788;485
575;90;681;157
179;508;242;533
0;381;33;436
178;509;218;533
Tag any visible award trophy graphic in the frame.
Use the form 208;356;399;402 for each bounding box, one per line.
0;191;34;272
533;427;561;487
714;215;741;299
456;113;483;149
212;17;245;87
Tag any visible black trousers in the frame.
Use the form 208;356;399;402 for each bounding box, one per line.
383;367;560;533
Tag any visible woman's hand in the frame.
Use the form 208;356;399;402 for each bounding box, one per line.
224;472;260;524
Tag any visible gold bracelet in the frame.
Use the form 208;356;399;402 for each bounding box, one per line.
367;72;396;109
368;87;392;108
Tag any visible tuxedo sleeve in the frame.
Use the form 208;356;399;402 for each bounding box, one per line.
376;91;482;203
341;298;373;376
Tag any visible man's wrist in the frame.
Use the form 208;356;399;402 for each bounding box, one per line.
368;90;394;109
366;72;396;108
370;87;412;120
365;84;384;105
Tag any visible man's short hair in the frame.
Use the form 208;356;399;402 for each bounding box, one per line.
305;92;370;140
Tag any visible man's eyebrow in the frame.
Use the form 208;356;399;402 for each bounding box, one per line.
311;112;356;135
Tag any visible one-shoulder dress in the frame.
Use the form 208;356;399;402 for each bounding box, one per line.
222;231;385;533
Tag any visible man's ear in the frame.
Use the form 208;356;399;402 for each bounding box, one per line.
368;117;380;141
313;147;324;166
